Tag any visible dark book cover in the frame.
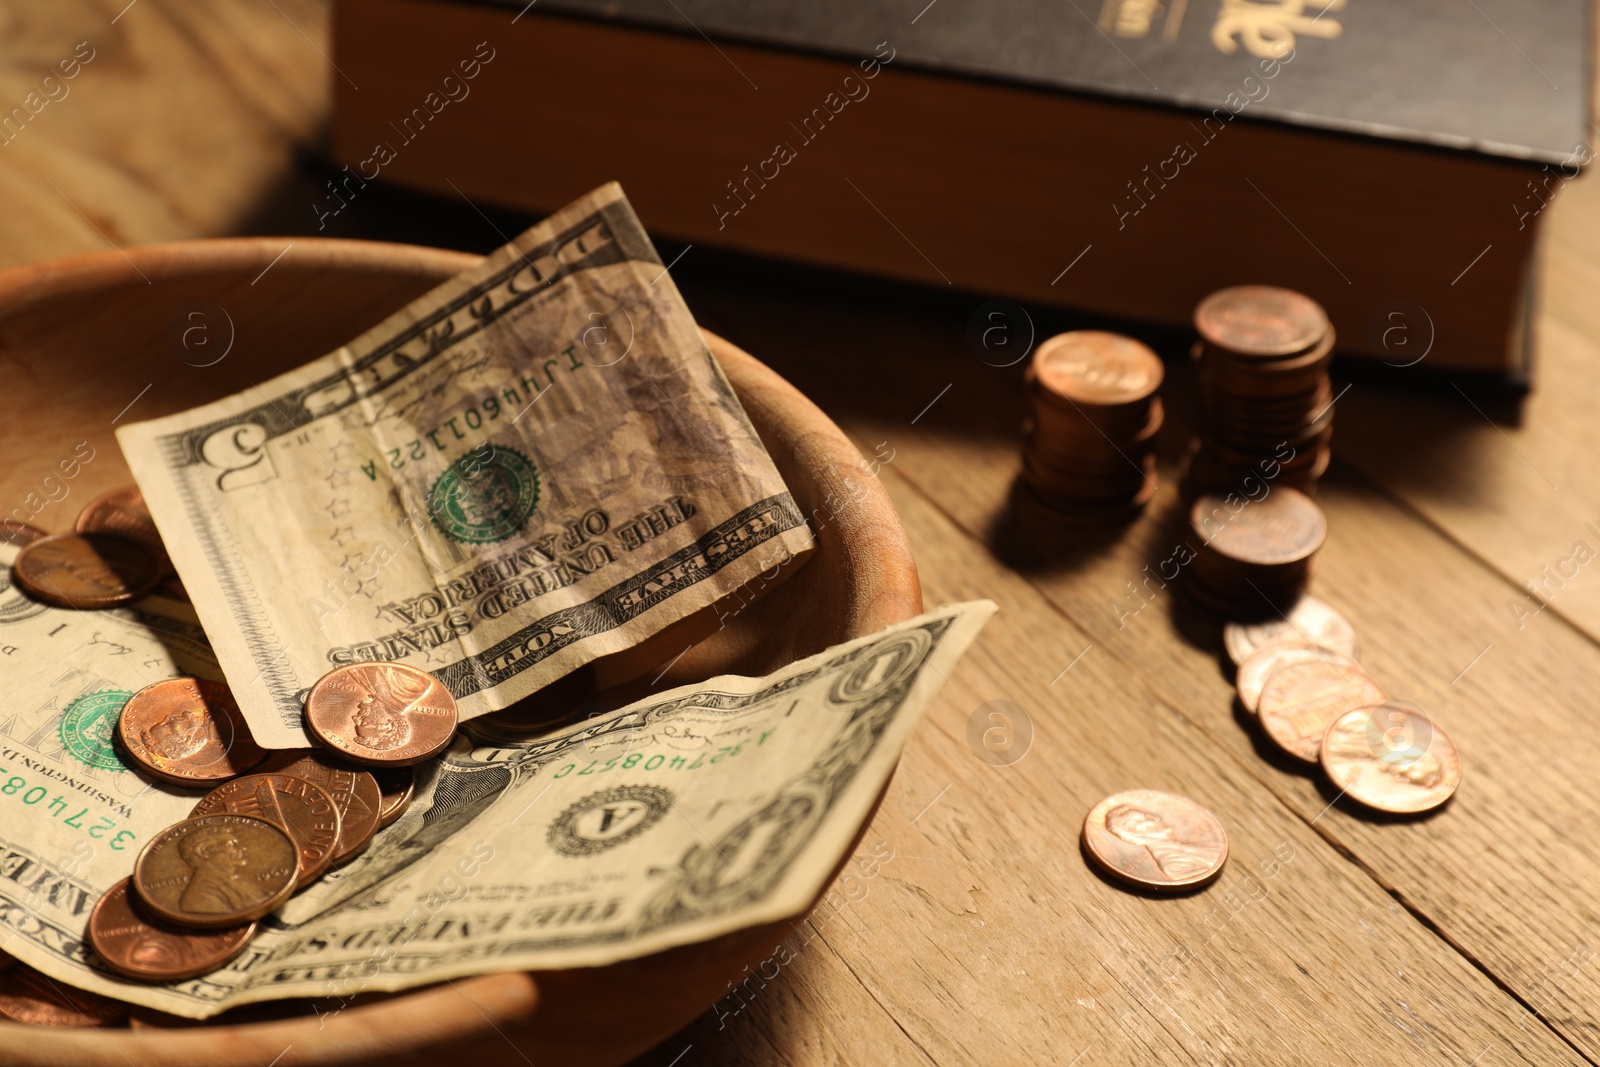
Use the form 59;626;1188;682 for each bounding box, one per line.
481;0;1589;165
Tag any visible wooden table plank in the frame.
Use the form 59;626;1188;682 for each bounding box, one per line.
650;457;1586;1065
0;0;325;269
679;275;1600;1063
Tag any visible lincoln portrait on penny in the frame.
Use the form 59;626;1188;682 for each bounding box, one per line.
140;698;222;763
349;666;427;752
1104;804;1221;881
176;825;253;914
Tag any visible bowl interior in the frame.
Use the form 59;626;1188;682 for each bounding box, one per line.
0;237;920;1066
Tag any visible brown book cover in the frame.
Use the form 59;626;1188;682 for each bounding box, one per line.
329;0;1591;377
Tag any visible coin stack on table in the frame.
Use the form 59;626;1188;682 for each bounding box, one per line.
1185;486;1327;619
1224;597;1463;815
1020;330;1164;519
1187;285;1336;497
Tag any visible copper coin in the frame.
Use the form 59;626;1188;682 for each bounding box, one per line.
373;766;416;828
75;485;174;576
0;964;129;1026
1031;331;1164;407
1322;703;1462;814
1236;643;1335;714
1082;790;1227;891
258;751;383;864
305;662;459;767
117;677;266;785
0;520;47;548
1257;658;1387;763
1191;488;1326;567
1224;595;1359;665
1194;285;1330;358
12;532;160;609
132;814;297;929
190;774;342;883
88;877;255;982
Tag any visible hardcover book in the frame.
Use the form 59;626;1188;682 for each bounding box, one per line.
331;0;1591;378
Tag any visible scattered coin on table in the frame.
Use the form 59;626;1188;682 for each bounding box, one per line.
1223;594;1359;665
75;485;174;576
258;751;383;865
1235;643;1329;714
116;677;266;785
1256;656;1387;763
132;814;298;928
1228;598;1356;662
1321;703;1462;814
305;661;459;767
87;878;256;983
11;532;161;609
0;964;129;1027
1081;789;1228;891
189;773;343;883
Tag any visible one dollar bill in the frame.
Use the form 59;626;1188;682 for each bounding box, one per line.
0;543;221;974
2;600;994;1018
119;183;814;749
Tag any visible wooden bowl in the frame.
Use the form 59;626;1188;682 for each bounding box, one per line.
0;238;922;1065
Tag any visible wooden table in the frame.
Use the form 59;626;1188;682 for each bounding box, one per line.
6;4;1600;1064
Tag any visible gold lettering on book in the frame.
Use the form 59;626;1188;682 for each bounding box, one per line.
1212;0;1344;58
1100;0;1192;41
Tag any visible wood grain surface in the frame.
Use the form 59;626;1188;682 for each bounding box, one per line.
4;1;1600;1064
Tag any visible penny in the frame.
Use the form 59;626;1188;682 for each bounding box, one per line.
0;964;129;1026
1082;789;1228;891
1032;331;1164;407
1192;488;1326;567
1257;658;1387;763
373;766;416;828
0;520;47;548
1322;703;1462;814
1224;595;1360;665
117;677;266;785
132;814;297;928
88;877;255;982
1194;285;1329;358
12;532;161;609
75;485;174;576
305;662;459;767
1235;643;1334;714
258;751;383;864
190;773;342;883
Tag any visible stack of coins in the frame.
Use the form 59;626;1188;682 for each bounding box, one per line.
1224;596;1463;814
1185;487;1325;619
1020;330;1164;518
1188;285;1335;496
84;662;445;985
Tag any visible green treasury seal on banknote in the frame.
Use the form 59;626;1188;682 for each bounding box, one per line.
118;183;816;748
